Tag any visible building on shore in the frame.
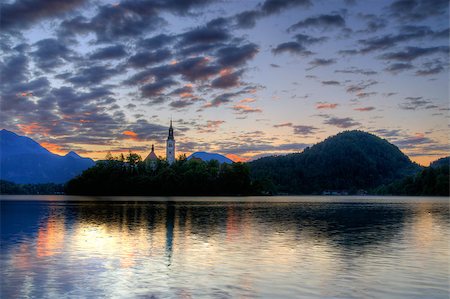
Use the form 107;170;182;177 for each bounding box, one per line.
166;120;175;164
144;120;176;166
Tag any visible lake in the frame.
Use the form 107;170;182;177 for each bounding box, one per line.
1;196;449;298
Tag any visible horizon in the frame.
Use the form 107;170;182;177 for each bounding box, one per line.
1;0;448;166
1;127;444;166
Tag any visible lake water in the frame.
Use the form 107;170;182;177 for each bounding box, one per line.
1;196;449;298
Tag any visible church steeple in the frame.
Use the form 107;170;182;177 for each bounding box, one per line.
166;119;175;164
168;118;174;140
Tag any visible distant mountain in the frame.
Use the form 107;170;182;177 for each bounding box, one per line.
0;129;95;184
187;151;233;164
250;130;421;194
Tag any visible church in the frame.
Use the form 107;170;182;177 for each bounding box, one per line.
144;120;175;165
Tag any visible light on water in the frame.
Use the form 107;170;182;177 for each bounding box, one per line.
1;196;449;298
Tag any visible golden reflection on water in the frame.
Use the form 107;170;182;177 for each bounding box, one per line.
1;199;449;298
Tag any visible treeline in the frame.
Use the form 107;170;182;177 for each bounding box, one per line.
66;153;259;195
374;164;449;196
0;180;64;195
250;131;420;194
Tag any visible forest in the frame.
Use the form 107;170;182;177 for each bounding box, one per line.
65;153;258;195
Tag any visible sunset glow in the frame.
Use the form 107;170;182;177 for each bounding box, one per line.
0;0;447;166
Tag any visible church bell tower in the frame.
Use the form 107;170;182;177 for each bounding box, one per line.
166;119;175;164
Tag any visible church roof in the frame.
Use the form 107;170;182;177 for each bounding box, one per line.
144;145;158;161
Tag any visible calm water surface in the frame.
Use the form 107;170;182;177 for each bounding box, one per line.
1;196;449;298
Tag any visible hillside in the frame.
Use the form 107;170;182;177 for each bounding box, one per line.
249;130;421;194
375;156;449;196
0;129;95;184
430;156;449;168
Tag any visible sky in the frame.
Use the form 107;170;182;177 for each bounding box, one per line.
0;0;448;165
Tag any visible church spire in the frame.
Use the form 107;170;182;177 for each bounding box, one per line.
168;117;174;140
166;119;175;164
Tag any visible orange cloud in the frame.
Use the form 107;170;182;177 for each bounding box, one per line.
19;92;33;97
232;104;262;114
198;120;225;133
219;68;232;76
239;98;256;103
226;153;249;162
316;102;338;109
40;142;65;154
17;123;50;136
123;130;138;140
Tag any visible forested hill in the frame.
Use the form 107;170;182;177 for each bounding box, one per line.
249;130;421;194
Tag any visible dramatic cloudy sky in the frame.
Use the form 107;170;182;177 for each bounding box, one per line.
1;0;448;165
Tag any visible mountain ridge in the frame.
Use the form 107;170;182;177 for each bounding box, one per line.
187;151;233;164
0;129;95;184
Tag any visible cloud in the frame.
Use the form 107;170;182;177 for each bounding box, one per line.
357;25;445;53
178;25;230;47
59;1;218;43
354;106;375;112
59;4;164;43
393;134;434;148
216;43;259;67
169;85;194;97
63;65;121;86
239;98;256;103
211;69;244;89
357;13;386;33
198;120;225;133
379;46;449;62
232;104;262;114
316;102;338;109
273;122;293;128
388;0;448;21
293;125;318;135
346;80;378;93
321;80;340;85
139;34;175;50
415;59;446;76
203;92;237;108
355;92;377;99
200;86;257;109
123;130;138;140
234;0;311;29
372;129;403;138
384;63;414;73
90;44;127;60
323;116;360;128
126;56;222;85
399;96;435;110
127;49;172;68
0;54;29;85
124;119;169;141
140;78;178;98
169;97;203;109
335;67;378;76
1;0;86;31
288;14;345;32
272;42;312;56
307;58;336;70
31;38;74;71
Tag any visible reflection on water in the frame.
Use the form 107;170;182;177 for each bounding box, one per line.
1;197;449;298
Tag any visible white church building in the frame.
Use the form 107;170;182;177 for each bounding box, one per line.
144;120;176;165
